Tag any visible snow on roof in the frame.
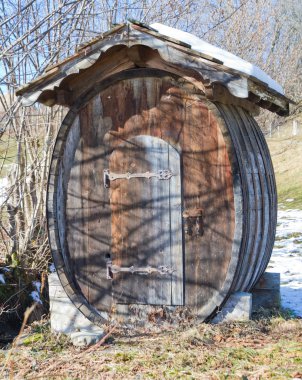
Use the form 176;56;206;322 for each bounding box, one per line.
150;23;284;95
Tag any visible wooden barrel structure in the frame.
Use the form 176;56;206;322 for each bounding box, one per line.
46;70;277;324
16;22;289;325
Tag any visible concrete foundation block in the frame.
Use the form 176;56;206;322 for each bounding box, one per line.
70;331;104;347
48;272;104;337
252;272;280;312
212;292;252;323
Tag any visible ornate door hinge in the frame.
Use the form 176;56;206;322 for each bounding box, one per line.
106;261;174;279
103;169;173;188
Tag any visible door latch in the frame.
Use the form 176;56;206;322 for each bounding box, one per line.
106;260;174;279
103;169;173;188
182;208;204;237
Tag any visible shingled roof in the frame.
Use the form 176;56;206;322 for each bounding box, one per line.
16;20;290;115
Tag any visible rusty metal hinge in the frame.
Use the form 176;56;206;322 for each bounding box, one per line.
106;261;174;279
103;169;173;188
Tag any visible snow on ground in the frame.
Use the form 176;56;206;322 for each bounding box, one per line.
267;209;302;317
30;281;43;304
30;290;42;304
150;23;284;95
33;280;41;293
49;263;56;273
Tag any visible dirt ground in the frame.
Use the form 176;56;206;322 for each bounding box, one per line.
0;314;301;380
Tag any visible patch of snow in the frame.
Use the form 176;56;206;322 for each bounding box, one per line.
30;290;42;304
49;263;56;273
150;23;284;95
33;281;41;293
0;274;5;284
285;198;294;202
267;209;302;317
0;177;8;206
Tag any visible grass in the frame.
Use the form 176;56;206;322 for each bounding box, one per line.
274;244;285;249
1;316;301;379
0;132;18;178
267;120;302;210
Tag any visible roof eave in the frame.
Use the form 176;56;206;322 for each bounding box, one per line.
16;21;291;116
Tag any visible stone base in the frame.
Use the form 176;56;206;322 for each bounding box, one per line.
70;331;104;347
212;292;252;323
251;272;280;312
48;272;104;346
211;272;281;323
49;271;281;330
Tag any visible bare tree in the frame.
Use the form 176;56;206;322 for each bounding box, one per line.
0;0;205;269
0;0;300;272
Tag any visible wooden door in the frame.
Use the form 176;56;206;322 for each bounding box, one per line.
107;135;183;305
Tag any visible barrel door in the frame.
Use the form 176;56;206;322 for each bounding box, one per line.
106;135;183;305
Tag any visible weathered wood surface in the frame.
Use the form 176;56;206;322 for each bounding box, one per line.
67;97;112;311
48;68;277;323
215;103;277;292
59;72;234;313
47;109;108;325
109;135;183;305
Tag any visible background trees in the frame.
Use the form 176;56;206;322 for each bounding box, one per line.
0;0;301;270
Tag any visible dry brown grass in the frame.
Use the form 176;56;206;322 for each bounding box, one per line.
1;316;301;380
267;118;302;209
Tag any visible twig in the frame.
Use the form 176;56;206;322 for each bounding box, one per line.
202;0;250;37
0;303;37;379
83;325;116;353
27;324;117;379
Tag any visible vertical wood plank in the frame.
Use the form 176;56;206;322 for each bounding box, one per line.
169;144;183;305
65;116;88;296
110;135;183;305
86;95;112;310
146;136;171;304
